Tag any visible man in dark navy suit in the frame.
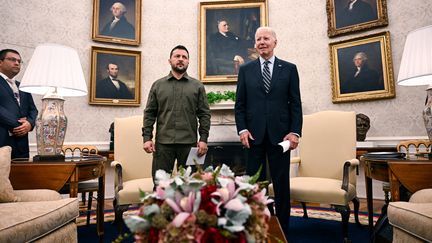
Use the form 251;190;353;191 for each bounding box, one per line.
235;27;303;235
0;49;38;158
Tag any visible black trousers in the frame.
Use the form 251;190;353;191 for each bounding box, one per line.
151;143;195;180
247;133;291;231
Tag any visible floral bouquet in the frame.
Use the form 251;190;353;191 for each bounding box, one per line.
124;164;274;243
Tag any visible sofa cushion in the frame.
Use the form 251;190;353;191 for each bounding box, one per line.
409;189;432;203
0;198;79;242
0;146;19;202
14;189;62;202
388;201;432;242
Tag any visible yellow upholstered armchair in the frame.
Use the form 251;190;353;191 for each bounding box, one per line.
289;111;360;242
111;115;154;231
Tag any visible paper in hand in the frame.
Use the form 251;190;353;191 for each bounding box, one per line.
186;147;206;165
278;140;291;153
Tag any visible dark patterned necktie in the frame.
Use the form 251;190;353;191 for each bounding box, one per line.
263;60;271;93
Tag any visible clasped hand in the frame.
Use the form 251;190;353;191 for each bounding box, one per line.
12;118;31;137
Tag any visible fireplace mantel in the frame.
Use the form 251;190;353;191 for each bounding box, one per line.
209;100;234;110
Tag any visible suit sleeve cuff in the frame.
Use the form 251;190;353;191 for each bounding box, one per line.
289;132;300;138
238;129;249;135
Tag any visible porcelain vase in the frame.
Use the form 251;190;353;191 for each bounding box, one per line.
423;88;432;140
35;97;67;156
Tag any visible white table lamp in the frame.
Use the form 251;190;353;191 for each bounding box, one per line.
19;43;88;160
397;25;432;140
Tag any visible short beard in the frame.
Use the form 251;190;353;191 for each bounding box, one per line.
172;64;187;74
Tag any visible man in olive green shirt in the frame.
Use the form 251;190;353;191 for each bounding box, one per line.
142;45;211;178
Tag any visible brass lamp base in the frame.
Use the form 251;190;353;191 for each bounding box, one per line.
33;154;65;162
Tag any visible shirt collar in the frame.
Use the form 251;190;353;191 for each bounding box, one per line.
0;72;15;82
168;71;190;81
259;56;275;65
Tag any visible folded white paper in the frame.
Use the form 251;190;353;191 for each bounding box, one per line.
278;140;291;153
186;147;206;165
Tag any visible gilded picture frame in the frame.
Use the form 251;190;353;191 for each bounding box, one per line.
199;0;268;83
92;0;141;46
326;0;388;37
89;46;141;106
329;31;395;103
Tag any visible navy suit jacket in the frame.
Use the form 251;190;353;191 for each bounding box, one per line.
235;57;302;145
0;76;38;158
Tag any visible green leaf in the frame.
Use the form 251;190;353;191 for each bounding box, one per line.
207;91;236;105
248;164;262;184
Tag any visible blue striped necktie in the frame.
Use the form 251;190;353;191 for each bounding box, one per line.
263;60;271;93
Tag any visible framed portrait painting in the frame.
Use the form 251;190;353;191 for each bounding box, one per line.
89;46;141;106
92;0;141;46
329;31;395;103
199;0;268;83
326;0;388;37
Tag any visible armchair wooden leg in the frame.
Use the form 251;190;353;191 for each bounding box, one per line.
301;202;308;219
352;197;361;226
82;192;86;204
335;205;351;243
113;198;130;233
86;192;93;225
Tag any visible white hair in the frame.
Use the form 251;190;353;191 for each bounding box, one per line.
111;2;126;13
255;26;277;40
353;52;368;62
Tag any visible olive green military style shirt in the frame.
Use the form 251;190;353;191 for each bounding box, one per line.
142;72;211;144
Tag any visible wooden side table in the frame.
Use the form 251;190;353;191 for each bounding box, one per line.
10;156;106;243
388;160;432;201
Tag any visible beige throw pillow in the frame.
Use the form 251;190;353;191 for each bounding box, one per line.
0;146;19;202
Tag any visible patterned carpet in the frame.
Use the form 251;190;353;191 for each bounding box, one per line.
77;206;378;242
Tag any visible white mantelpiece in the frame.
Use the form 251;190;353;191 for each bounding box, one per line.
209;100;235;110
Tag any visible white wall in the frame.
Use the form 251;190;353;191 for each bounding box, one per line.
1;0;432;148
